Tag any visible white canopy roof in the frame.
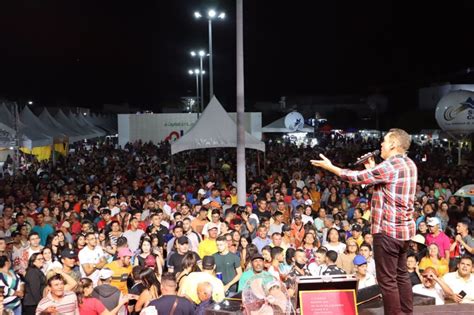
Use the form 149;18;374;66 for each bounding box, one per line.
262;116;314;133
20;105;68;142
171;96;265;155
39;108;83;143
0;103;52;148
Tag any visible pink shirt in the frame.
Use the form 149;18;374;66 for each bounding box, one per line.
425;232;451;258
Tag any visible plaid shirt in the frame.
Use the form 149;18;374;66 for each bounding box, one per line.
340;154;417;240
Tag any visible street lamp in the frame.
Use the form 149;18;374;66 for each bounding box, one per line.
190;50;206;108
194;9;225;98
188;69;206;114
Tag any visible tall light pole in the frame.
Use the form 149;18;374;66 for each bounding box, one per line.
194;10;225;99
188;69;205;114
236;0;246;206
190;50;206;108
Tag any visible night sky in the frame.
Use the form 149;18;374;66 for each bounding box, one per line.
0;0;474;111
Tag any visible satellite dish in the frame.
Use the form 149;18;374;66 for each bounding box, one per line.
435;90;474;135
284;111;305;132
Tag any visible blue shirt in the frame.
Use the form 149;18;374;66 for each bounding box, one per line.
32;224;54;246
252;237;271;253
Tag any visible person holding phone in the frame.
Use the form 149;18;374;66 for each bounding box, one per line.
412;267;453;305
442;256;474;303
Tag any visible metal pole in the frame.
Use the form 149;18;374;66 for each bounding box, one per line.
199;56;204;112
236;0;246;206
13;102;20;176
195;73;200;116
208;19;214;98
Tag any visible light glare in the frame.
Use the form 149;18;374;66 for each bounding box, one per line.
194;11;202;18
218;13;225;19
208;10;216;18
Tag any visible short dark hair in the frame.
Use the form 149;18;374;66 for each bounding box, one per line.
459;255;473;265
359;242;372;251
326;250;338;263
28;232;40;240
47;273;65;286
216;235;227;242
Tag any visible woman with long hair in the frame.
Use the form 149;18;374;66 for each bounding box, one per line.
76;278;129;315
45;232;63;262
417;221;428;237
243;244;259;271
23;253;47;315
134;238;156;267
134;268;161;313
336;238;359;274
300;232;319;261
0;256;23;315
75;234;87;254
176;252;200;289
419;243;449;276
323;227;346;254
238;235;252;269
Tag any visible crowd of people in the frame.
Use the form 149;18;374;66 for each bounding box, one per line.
0;135;472;314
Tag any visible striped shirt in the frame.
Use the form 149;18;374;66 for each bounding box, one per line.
36;291;79;315
340;154;417;240
0;271;22;310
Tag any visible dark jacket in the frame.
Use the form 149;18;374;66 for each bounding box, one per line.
23;267;47;306
92;284;121;311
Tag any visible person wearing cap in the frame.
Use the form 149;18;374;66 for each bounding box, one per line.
198;223;219;258
408;234;427;262
412;266;454;305
311;128;418;315
354;254;377;290
168;236;201;274
425;216;451;262
237;253;271;292
92;268;127;314
61;248;81;283
347;224;364;247
104;247;133;295
178;255;225;304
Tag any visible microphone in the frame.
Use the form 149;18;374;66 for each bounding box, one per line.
352;150;380;166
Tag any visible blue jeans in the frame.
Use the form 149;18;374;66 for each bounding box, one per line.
10;304;21;315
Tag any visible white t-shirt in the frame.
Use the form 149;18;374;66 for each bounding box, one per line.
79;246;105;285
123;229;145;252
412;283;445;305
323;242;346;255
357;274;377;290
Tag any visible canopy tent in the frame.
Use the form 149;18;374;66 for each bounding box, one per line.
0;103;52;149
85;113;116;134
171;96;265;155
73;113;107;137
20;105;68;143
55;110;97;140
262;116;314;133
39;108;84;143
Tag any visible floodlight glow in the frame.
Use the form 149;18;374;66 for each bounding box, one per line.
28;101;33;105
194;69;200;74
194;11;202;18
218;13;225;19
198;50;205;56
190;51;196;56
188;70;194;75
208;10;216;18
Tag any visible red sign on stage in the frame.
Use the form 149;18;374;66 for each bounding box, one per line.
299;289;358;315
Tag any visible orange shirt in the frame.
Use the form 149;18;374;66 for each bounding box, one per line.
291;223;305;248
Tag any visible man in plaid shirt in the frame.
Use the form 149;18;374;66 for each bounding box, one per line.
312;128;417;315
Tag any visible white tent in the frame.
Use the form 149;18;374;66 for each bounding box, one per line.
39;108;84;143
20;106;68;143
55;110;96;140
262;116;314;133
73;113;107;137
171;96;265;155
